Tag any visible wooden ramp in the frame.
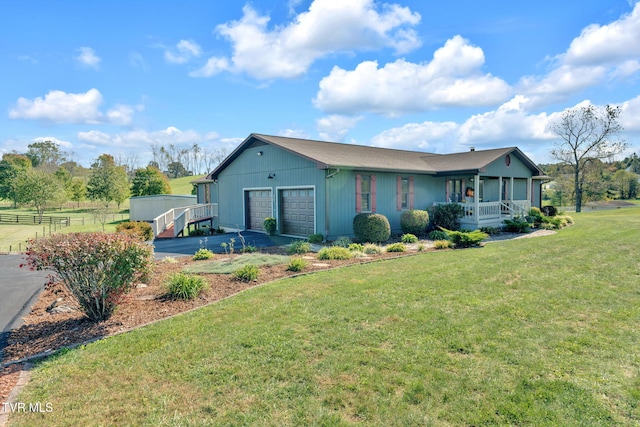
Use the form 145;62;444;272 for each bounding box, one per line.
155;224;175;239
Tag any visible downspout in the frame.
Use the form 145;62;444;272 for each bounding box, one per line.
325;168;340;240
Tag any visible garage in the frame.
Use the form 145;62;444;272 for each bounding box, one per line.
245;190;272;231
280;188;315;237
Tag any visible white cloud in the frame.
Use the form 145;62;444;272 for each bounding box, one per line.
129;52;149;71
316;114;363;141
519;2;640;107
78;126;219;150
203;0;421;80
620;94;640;132
164;39;202;64
8;89;139;126
278;128;311;139
76;47;101;68
9;89;104;124
371;120;459;153
314;36;512;115
31;136;74;149
189;56;230;78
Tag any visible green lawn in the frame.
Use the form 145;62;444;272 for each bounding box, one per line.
9;208;640;426
169;174;205;195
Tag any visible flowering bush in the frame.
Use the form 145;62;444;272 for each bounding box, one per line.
23;232;154;322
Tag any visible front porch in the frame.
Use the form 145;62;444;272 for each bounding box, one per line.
457;200;530;229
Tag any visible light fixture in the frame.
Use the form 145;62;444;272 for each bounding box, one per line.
257;151;263;156
268;173;275;179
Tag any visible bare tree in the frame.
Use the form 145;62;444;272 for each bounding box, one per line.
549;104;626;212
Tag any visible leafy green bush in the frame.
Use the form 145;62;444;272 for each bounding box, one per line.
286;258;308;272
427;230;449;241
502;218;531;233
287;240;312;255
189;228;208;236
318;246;352;260
332;236;352;247
193;248;215;260
115;221;154;241
363;243;382;255
400;209;430;236
479;226;501;236
263;217;277;235
433;240;452;249
308;233;324;244
401;233;418;243
233;264;260;282
442;228;489;248
24;232;153;322
541;205;558;217
348;243;365;252
386;242;407;252
165;272;208;300
242;245;258;253
353;213;391;243
430;204;464;231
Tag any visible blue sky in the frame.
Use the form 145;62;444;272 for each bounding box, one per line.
2;0;640;171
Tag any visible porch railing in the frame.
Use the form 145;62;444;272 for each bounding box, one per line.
437;200;531;223
173;203;218;237
151;203;218;238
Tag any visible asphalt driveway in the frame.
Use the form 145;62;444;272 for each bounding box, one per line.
0;254;50;361
153;231;297;258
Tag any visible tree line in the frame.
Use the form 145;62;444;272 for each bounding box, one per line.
0;141;227;222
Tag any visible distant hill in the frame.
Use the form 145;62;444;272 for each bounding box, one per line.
169;174;205;195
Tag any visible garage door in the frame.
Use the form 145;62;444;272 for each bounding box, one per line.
281;188;315;237
246;190;272;231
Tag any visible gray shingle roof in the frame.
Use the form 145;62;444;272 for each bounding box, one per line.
206;133;545;179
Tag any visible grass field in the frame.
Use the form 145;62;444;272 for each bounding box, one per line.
0;172;201;252
8;207;640;426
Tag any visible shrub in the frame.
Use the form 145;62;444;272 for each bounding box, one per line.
431;204;464;231
400;209;430;236
318;246;352;260
363;243;382;255
502;218;531;233
541;205;558;217
263;217;277;235
189;228;208;236
479;226;501;236
348;243;365;252
353;213;391;243
386;242;407;252
287;258;308;272
401;233;418;243
242;245;258;253
332;236;352;248
427;230;449;241
433;240;452;249
288;240;312;255
442;228;489;248
165;272;208;300
115;221;154;241
309;233;324;244
23;232;153;322
193;248;215;260
233;264;259;282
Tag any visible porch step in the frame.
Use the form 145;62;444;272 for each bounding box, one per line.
155;224;175;239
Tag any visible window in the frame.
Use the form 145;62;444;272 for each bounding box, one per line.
397;176;414;210
356;174;376;213
361;175;371;212
401;178;409;209
449;179;463;202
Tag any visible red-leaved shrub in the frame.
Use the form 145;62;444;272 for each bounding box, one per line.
23;232;153;322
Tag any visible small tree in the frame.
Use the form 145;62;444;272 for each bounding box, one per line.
549;104;626;212
130;166;172;196
87;154;130;209
23;232;153;322
13;169;66;222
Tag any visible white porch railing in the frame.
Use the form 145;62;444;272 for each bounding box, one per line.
438;200;531;227
173;203;218;237
151;203;218;238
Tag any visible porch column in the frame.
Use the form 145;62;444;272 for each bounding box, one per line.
510;177;514;202
474;174;480;220
498;176;502;205
527;177;532;202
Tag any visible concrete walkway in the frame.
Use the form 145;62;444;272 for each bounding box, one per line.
0;255;49;361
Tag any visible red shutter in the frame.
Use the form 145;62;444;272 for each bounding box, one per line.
371;175;377;212
396;176;402;211
409;176;414;209
355;174;362;213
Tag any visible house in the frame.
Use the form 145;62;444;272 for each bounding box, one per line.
193;133;548;240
